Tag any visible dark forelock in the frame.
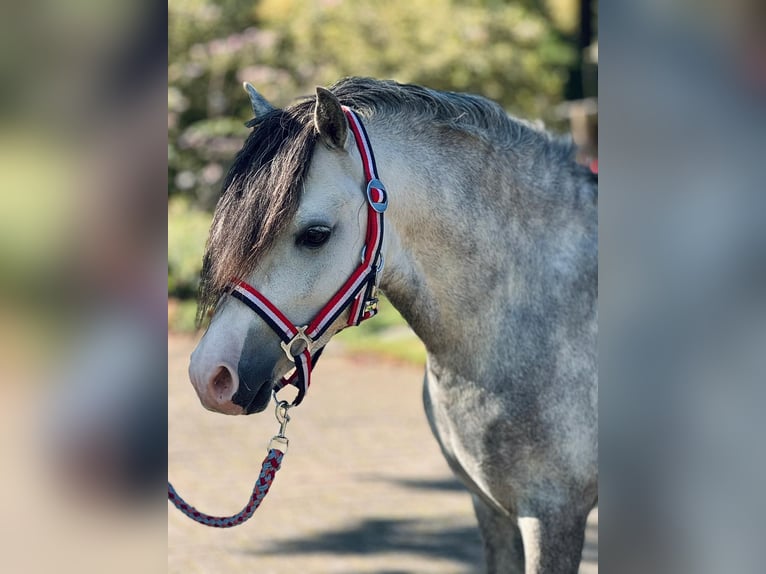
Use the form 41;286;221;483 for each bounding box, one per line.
197;99;318;324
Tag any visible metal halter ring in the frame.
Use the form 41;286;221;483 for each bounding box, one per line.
280;326;313;362
360;247;385;273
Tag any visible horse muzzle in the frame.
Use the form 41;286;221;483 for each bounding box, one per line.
189;339;281;416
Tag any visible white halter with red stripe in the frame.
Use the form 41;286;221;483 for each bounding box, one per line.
230;107;387;406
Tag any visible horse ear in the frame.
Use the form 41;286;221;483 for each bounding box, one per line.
243;82;275;118
314;87;348;150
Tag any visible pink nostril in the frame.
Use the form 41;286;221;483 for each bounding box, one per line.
210;365;237;404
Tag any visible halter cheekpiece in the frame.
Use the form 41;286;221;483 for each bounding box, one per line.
168;107;387;527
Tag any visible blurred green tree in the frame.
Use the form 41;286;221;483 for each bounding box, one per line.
169;0;582;210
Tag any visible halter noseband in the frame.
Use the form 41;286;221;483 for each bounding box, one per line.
229;107;387;407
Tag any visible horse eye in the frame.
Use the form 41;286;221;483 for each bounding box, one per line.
298;226;332;249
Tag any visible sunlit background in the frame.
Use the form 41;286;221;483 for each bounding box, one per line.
167;3;599;573
0;0;763;571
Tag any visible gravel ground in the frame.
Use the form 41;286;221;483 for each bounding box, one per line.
169;333;597;573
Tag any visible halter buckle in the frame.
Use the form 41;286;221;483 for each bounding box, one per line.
280;326;313;362
364;298;379;315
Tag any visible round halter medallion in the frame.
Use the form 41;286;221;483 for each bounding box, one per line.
366;179;388;213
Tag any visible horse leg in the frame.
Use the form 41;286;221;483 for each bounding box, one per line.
472;494;525;574
421;373;523;572
517;501;588;574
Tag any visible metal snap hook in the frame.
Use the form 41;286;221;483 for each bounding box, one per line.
274;400;291;433
268;399;292;453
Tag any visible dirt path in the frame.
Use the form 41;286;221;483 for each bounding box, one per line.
169;334;597;573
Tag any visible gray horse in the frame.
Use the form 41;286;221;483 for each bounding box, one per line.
188;77;597;573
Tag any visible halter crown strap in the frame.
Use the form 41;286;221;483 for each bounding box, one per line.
231;107;386;406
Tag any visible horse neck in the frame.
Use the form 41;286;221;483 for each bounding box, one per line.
370;119;597;370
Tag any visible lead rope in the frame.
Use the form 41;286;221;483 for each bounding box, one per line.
167;399;291;528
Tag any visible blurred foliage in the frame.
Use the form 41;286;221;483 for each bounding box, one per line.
167;297;201;333
336;297;427;365
169;0;581;210
168;197;212;298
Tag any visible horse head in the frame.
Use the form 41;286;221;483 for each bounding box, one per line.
188;85;381;415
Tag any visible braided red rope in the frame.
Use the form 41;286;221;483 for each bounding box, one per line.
167;449;284;528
